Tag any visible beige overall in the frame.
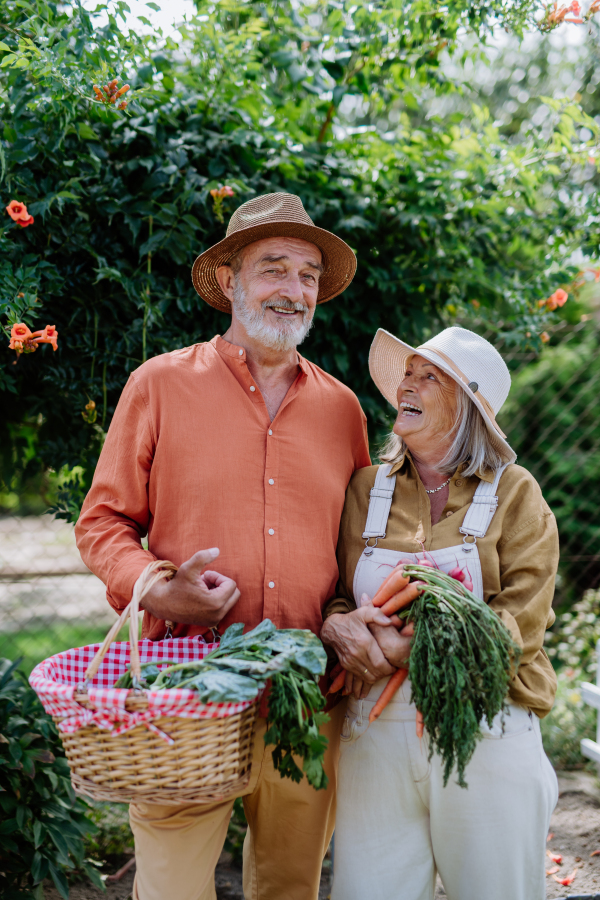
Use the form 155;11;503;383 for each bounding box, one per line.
331;465;558;900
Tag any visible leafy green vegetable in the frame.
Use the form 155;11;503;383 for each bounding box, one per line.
113;660;177;689
118;621;330;790
402;565;522;788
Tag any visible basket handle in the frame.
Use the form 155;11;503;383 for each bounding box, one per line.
84;560;179;684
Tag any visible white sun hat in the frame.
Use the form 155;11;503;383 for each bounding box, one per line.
369;325;516;461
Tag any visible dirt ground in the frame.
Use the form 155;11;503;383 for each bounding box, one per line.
43;855;332;900
43;771;600;900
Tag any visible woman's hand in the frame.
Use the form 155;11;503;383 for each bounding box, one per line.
369;620;414;669
320;606;395;694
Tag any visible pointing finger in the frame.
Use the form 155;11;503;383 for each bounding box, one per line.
186;548;220;571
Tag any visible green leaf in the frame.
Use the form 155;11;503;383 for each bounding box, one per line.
0;41;10;51
31;849;48;884
48;861;70;900
33;817;46;848
78;123;98;140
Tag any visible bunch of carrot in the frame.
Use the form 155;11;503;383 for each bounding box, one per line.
329;561;522;787
328;564;423;724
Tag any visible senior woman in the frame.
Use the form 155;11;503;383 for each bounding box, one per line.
321;326;559;900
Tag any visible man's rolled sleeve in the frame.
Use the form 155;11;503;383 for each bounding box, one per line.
75;374;157;611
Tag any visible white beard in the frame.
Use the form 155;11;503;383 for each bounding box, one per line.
232;283;314;352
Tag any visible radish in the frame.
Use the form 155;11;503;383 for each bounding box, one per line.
448;566;466;582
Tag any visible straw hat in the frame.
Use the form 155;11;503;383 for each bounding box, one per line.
369;326;516;460
191;192;357;313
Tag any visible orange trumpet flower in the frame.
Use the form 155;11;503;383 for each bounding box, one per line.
5;200;34;228
7;323;59;356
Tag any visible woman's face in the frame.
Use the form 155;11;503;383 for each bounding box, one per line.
393;355;458;456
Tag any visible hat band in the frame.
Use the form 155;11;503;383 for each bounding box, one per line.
417;345;507;439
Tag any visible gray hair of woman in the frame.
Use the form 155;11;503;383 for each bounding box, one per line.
380;385;514;478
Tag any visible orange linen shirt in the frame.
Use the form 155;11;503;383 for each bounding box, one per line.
75;335;371;641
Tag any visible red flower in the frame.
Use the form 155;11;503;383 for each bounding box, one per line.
542;288;569;311
552;867;577;886
5;200;34;227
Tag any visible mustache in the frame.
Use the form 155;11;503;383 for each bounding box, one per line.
262;298;308;314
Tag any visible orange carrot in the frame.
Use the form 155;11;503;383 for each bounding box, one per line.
380;581;423;617
372;566;410;608
416;709;424;738
330;661;343;679
369;668;409;723
328;668;346;695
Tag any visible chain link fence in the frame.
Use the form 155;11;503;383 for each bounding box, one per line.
1;317;599;670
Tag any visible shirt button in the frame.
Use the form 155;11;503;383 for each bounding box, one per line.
268;429;273;435
268;479;274;485
238;348;243;356
268;528;275;535
455;479;463;486
268;581;275;589
446;510;453;517
250;386;256;392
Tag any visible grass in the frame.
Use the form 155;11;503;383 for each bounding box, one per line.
0;621;130;675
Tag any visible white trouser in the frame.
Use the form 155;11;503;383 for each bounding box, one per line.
331;677;558;900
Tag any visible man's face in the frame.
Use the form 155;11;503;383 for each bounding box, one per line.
218;237;323;351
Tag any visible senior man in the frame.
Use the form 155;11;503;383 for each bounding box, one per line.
75;193;394;900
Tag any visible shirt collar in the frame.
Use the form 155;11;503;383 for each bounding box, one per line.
211;334;310;376
388;448;494;482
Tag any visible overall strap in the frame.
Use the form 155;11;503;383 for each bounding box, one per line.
459;463;511;540
362;464;397;540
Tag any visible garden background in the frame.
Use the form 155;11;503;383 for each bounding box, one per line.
2;1;600;896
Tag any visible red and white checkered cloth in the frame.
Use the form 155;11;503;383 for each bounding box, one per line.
29;637;259;744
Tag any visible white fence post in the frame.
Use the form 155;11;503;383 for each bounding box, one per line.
580;638;600;768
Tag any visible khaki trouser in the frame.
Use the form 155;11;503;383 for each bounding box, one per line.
130;702;345;900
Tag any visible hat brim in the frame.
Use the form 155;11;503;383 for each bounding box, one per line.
369;329;516;462
191;221;357;313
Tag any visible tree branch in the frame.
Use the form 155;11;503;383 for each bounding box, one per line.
317;103;335;143
0;22;35;40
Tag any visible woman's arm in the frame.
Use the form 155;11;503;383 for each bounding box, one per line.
489;478;559;717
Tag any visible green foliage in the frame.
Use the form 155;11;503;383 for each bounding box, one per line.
224;798;247;865
83;802;134;865
500;326;600;602
0;0;594;519
404;564;521;788
0;658;103;899
541;589;600;770
541;671;596;771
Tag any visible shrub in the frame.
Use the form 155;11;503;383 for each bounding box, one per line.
0;658;103;899
500;327;600;603
0;0;590;521
541;590;600;770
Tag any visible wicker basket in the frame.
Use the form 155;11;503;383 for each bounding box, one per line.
34;561;259;805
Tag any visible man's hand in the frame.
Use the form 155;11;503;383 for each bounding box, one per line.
320;605;395;699
140;548;240;627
